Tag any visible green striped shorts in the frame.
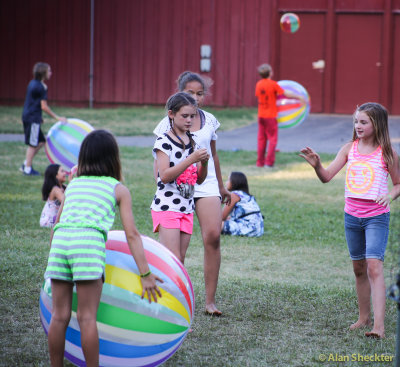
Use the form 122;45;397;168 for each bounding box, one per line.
44;227;106;282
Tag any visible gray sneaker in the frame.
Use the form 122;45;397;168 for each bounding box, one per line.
19;164;25;172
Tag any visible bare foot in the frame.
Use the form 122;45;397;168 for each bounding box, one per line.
365;330;385;339
205;304;222;316
349;319;372;330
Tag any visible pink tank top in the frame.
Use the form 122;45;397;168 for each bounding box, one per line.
344;140;389;218
345;140;388;199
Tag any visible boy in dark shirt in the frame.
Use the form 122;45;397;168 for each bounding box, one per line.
21;62;66;176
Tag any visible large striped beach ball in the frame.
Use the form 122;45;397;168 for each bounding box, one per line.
277;80;311;129
39;230;194;367
45;118;94;172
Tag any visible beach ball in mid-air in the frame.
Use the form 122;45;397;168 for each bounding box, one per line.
39;230;194;367
280;13;300;33
277;80;310;129
45;118;94;172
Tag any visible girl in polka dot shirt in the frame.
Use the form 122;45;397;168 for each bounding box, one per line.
151;92;209;263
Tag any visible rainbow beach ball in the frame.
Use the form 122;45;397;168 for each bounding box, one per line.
277;80;311;129
45;118;94;171
39;230;194;366
280;12;300;33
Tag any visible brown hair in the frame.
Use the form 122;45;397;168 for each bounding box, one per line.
33;62;50;80
177;71;213;95
166;92;197;152
77;130;122;181
352;102;393;167
229;171;250;194
257;63;272;78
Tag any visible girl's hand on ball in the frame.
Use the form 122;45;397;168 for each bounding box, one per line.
141;274;163;303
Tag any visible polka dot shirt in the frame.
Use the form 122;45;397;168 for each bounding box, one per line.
151;134;196;214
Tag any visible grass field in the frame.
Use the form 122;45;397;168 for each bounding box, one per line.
0;105;257;135
1;108;400;366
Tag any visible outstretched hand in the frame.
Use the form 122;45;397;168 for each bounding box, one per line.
299;147;321;168
141;273;163;303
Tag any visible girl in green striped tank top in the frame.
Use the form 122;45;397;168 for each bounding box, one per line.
45;130;163;367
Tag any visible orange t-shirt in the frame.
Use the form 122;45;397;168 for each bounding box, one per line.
255;78;284;118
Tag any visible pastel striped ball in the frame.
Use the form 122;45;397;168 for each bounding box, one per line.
277;80;311;129
45;118;94;171
39;230;194;366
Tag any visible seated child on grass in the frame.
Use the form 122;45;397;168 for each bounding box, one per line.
39;164;66;228
221;171;264;237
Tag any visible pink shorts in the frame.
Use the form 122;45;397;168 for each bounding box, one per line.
151;210;194;234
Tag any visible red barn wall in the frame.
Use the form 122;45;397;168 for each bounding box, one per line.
274;0;400;113
92;0;273;107
1;0;399;113
0;0;90;104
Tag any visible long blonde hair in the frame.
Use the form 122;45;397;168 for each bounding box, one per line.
352;102;393;167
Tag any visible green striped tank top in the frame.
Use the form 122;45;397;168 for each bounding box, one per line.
54;176;120;239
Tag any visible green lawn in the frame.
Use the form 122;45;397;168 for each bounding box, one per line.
0;105;257;135
1;140;400;366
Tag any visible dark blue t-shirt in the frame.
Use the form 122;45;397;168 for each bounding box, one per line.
22;80;48;123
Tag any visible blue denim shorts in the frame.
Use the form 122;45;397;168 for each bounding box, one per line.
344;212;390;261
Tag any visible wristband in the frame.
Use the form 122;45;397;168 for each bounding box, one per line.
140;270;151;278
389;195;393;203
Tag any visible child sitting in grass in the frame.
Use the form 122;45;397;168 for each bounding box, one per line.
221;171;264;237
40;164;67;228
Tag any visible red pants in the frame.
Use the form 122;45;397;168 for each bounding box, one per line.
257;117;278;167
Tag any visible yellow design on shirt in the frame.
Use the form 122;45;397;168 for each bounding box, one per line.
346;161;375;194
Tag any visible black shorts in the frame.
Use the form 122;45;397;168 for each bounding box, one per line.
23;121;45;147
193;196;222;204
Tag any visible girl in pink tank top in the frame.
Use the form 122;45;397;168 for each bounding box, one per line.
300;102;400;339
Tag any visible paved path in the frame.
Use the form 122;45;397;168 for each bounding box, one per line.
2;114;400;154
217;114;400;154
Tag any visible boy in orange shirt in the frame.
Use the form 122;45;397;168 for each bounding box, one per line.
255;64;304;167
